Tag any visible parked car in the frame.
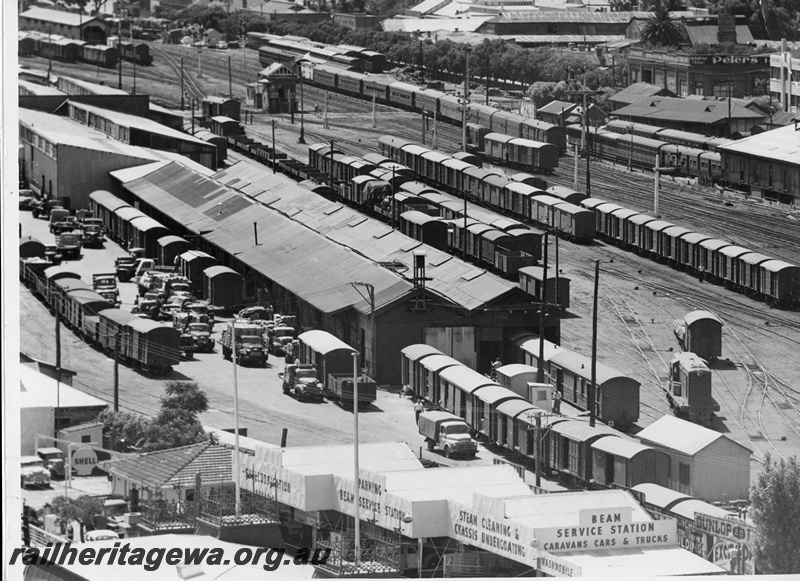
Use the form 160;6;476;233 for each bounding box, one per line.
21;456;51;488
19;189;39;211
85;530;121;542
217;41;228;50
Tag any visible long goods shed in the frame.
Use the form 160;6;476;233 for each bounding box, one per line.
241;440;724;577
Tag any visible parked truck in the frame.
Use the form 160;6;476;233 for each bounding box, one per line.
327;373;377;409
37;447;67;480
55;232;82;259
80;218;106;247
114;248;146;282
281;363;325;401
92;273;120;305
220;321;268;366
418;411;478;459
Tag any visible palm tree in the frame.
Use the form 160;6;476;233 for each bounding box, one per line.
641;2;684;47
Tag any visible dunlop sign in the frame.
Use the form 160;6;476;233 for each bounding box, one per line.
694;513;754;544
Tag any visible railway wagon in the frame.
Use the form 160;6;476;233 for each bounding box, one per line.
677;232;712;271
494;399;540;451
42;266;81;305
453;151;482;167
503;182;542;218
420;151;450;185
51;278;91;322
494;364;548;400
506;138;559;174
360;50;386;74
111;206;148;247
657;226;693;264
591;436;671;488
674;310;722;361
484;174;510;208
697;238;730;275
521;119;567;152
666;353;718;426
759;260;800;304
400;344;444;393
417;353;462;402
511;173;547;190
82;44;119;68
440;158;473;193
399;211;449;251
717;245;752;286
19;33;35;57
119;42;153;66
127;318;181;373
128;216;170;258
546;186;587;206
472;385;526;443
518;266;570;309
550;350;640;427
39;37;81;63
438;365;497;424
738;252;772;294
97;308;138;355
549;421;621;486
640;220;674;256
297;330;357;385
62;288;113;332
346;175;377;205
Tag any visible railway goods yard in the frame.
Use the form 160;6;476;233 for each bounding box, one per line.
13;29;800;578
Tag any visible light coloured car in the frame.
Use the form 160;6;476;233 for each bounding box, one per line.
85;530;120;542
21;456;51;488
217;41;228;50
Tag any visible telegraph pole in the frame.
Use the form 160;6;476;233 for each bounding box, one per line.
272;119;277;173
117;20;123;90
461;46;471;152
180;57;185;110
228;55;233;99
298;62;306;143
55;303;62;409
589;260;599;428
113;332;120;412
537;232;549;384
567;80;603;195
350;282;376;378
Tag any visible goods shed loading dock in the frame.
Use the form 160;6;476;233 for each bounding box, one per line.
110;161;555;386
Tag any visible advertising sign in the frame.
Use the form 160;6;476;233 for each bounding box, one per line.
534;507;677;553
71;447;98;476
694;513;754;543
688;55;771;66
537;550;582;577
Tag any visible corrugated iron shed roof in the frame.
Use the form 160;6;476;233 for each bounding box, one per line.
20;365;108;410
669;498;730;520
20;7;103;27
563;546;724;577
383;17;494;33
631;482;692;509
69;102;210;146
608;82;672;105
216;163;521;313
685;24;754;46
637;415;751;455
718;123;800;165
503;489;652;528
509;34;624;45
492;10;653;23
614;96;765;124
102;442;232;489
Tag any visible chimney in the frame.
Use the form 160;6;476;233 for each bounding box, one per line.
717;13;736;44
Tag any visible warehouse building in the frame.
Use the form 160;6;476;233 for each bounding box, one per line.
66;101;217;169
627;48;770;99
478;11;656;36
612;95;766;137
19;7;111;44
770;48;800;114
636;416;751;503
718;122;800;205
107;159;554;385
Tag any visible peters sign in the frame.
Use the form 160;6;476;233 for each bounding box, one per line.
689;55;771;66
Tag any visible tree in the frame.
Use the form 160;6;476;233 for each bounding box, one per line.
48;495;104;534
750;454;800;574
640;2;685;47
526;81;571;108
